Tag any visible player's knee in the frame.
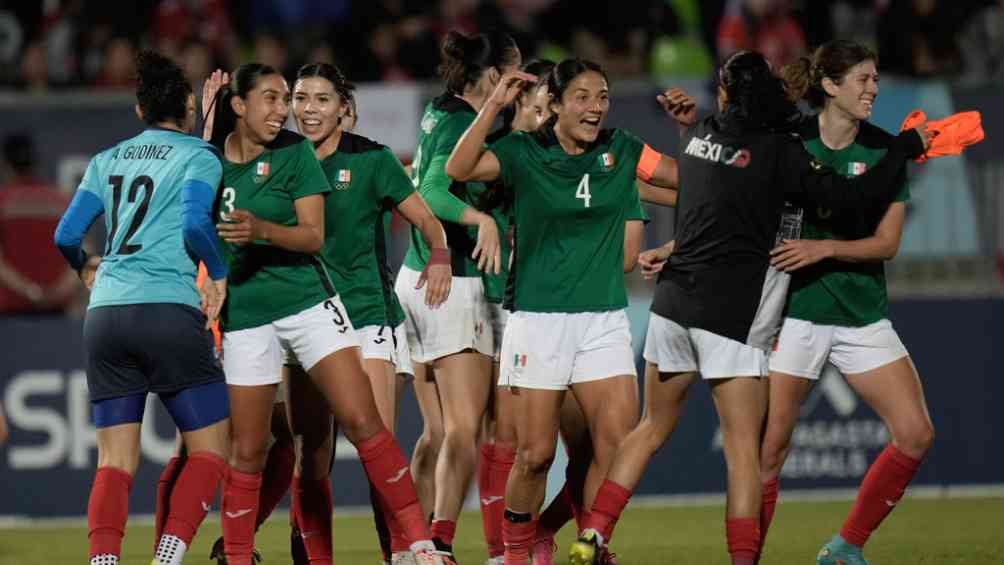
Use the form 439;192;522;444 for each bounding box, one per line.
759;435;790;478
896;420;934;458
340;411;384;444
419;426;445;453
516;442;556;477
230;437;269;470
444;418;480;445
97;450;140;476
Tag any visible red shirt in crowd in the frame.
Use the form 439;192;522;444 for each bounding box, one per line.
0;176;72;313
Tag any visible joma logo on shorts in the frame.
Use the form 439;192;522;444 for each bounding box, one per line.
684;135;751;168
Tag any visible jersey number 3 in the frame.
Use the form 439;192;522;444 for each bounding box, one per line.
219;187;237;221
106;174;155;255
576;174;592;208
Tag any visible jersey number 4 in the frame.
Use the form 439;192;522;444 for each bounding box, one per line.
576;174;592;208
106;174;155;255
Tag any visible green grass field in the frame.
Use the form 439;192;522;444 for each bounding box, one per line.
0;498;998;564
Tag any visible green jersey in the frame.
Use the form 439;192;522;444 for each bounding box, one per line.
482;128;514;304
403;93;485;277
217;130;333;331
491;126;647;313
787;119;910;327
320;133;414;328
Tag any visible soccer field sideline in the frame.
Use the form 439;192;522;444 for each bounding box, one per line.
1;497;1000;565
2;485;1001;529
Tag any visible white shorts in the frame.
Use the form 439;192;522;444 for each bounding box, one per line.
768;318;908;379
499;309;637;391
488;302;509;361
643;313;767;380
395;267;493;363
359;323;415;379
223;297;359;386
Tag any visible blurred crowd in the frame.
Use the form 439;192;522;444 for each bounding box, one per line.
1;0;1002;93
1;0;1002;317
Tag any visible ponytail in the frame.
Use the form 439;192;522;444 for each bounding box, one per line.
438;30;519;95
780;40;877;109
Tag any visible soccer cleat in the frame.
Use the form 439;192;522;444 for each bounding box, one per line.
411;540;457;565
531;536;557;565
413;547;456;565
484;556;505;565
209;536;264;565
392;551;418;564
816;535;869;565
568;529;602;565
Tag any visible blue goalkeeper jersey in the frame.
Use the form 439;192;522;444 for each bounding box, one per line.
71;128;223;310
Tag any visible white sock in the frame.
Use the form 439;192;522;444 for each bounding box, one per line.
90;555;118;565
154;534;188;565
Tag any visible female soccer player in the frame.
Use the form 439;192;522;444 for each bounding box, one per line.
202;62;447;565
54;51;230;565
290;61;452;565
756;40;935;565
394;30;516;561
476;58;559;565
445;58;680;564
566;50;929;565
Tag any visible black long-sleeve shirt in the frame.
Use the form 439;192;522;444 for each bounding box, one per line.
650;114;923;349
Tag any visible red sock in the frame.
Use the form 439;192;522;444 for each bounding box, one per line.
154;456;184;551
221;468;262;565
256;441;295;529
163;452;226;545
388;506;409;553
758;478;779;557
582;480;632;544
502;513;536;565
355;429;430;543
727;517;759;565
480;442;515;557
537;483;574;540
431;519;457;546
88;467;132;558
840;444;922;547
372;481;410;554
293;476;333;564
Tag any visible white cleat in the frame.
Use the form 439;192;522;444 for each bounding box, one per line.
392;551;418;565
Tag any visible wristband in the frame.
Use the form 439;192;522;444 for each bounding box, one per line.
428;247;450;266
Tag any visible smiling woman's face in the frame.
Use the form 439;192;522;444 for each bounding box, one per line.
551;70;609;146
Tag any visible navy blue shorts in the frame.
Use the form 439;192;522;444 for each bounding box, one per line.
83;303;224;401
